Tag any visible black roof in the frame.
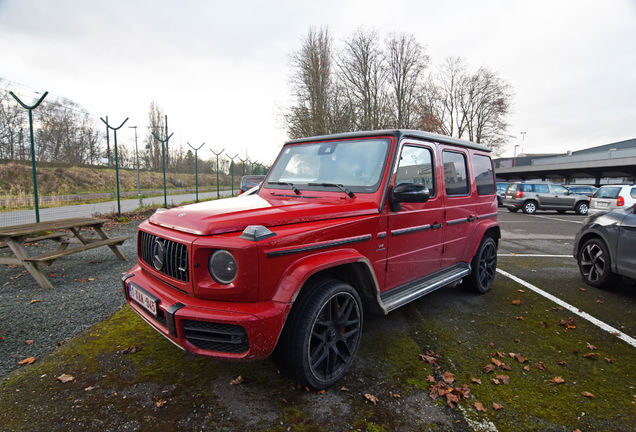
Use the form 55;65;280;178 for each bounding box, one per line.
286;129;492;153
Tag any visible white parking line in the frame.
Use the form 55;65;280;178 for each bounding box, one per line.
529;214;585;224
496;268;636;349
498;254;572;258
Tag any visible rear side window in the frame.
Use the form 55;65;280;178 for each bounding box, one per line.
520;184;534;192
472;154;495;195
631;188;636;199
443;151;469;196
593;187;621;199
534;184;549;193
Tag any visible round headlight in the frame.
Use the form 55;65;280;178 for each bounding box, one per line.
208;250;237;285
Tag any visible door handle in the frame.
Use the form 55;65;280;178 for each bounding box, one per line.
432;223;442;229
468;215;476;222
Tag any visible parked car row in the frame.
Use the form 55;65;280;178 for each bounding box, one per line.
502;181;590;215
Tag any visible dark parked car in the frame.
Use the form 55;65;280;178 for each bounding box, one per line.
503;181;590;215
496;181;509;205
240;175;265;194
564;185;598;197
573;204;636;288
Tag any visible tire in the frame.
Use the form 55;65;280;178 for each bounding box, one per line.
578;238;622;289
522;201;537;214
507;208;519;213
465;236;498;294
575;201;589;215
272;279;363;390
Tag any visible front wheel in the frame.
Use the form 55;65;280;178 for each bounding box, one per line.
465;236;498;293
578;238;622;289
575;201;589;215
273;279;363;390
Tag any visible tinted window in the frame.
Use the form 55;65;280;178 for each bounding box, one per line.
552;185;568;194
631;188;636;199
520;184;534;192
443;151;469;196
506;183;517;193
593;187;621;199
396;145;435;196
473;154;495;195
534;184;549;193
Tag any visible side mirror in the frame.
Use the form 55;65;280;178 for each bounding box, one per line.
390;183;430;212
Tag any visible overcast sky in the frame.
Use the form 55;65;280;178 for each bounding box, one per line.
1;0;635;164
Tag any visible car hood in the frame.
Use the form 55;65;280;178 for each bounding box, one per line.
148;194;380;235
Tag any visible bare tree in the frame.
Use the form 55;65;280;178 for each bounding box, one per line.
144;101;165;171
0;88;28;160
385;32;429;128
336;27;389;131
422;57;513;154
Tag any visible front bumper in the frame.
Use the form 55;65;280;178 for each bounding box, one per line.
122;264;289;360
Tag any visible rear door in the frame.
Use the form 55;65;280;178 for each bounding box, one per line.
551;184;577;209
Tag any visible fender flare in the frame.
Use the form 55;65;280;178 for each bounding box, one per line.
462;220;501;263
270;248;380;305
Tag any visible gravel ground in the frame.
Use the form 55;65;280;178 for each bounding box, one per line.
0;218;143;377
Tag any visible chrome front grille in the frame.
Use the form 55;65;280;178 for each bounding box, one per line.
138;231;189;282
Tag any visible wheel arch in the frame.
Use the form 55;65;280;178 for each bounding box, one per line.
576;231;617;273
270;249;383;314
463;222;501;263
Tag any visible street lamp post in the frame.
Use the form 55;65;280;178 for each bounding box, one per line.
514;144;520;167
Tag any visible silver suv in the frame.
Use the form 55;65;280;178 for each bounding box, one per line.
503;181;590;215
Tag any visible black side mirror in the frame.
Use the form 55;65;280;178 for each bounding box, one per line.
390;183;430;212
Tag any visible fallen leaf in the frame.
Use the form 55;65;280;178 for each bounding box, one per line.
493;403;504;410
596;300;604;304
560;317;575;327
583;353;597;358
230;376;244;385
535;363;547;371
515;316;524;320
445;392;459;408
557;361;567;366
340;387;349;392
531;270;537;272
454;384;471;399
57;374;74;383
474;401;487;412
84;386;95;391
496;375;510;385
442;372;455;384
587;343;597;350
540;321;550;328
517;289;524;293
18;357;36;365
581;392;595;398
25;340;34;345
579;288;587;292
122;346;141;354
419;354;437;365
500;363;512;371
426;375;436;383
364;393;379;405
488;342;495;348
156;399;167;407
391;392;401;398
551;377;565;384
491;358;502;367
317;389;325;395
471;377;482;385
491;378;500;385
523;365;531;371
29;299;41;305
483;364;496;373
511;300;521;306
514;339;521;344
553;306;564;311
604;357;616;363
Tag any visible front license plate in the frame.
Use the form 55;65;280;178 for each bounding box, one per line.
129;283;159;316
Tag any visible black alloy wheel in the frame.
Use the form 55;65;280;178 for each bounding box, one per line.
579;238;622;289
466;236;498;293
273;279;363;390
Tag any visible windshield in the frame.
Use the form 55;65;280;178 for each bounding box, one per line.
265;138;390;193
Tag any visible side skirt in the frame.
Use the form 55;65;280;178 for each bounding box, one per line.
380;263;471;313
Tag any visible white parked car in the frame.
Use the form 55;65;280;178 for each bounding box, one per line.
588;185;636;215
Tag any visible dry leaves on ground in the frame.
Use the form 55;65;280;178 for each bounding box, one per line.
365;394;379;405
18;357;36;365
57;374;74;383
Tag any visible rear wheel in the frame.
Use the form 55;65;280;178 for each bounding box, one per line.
522;201;537;214
578;238;622;289
273;279;363;390
465;236;498;293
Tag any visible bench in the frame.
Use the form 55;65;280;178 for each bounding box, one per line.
23;236;131;266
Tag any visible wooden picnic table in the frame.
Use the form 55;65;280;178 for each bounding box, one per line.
0;217;131;289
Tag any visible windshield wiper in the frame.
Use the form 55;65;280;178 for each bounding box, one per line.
268;181;300;195
308;183;355;198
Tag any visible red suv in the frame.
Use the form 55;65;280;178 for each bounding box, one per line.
123;130;500;389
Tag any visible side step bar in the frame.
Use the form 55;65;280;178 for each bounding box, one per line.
380;263;471;313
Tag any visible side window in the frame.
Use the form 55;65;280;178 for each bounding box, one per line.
552;185;568;194
631;188;636;199
443;151;469;196
535;184;550;193
472;154;495;195
396;145;435;196
520;184;534;193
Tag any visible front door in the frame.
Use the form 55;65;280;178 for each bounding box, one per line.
616;209;636;280
385;143;444;290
